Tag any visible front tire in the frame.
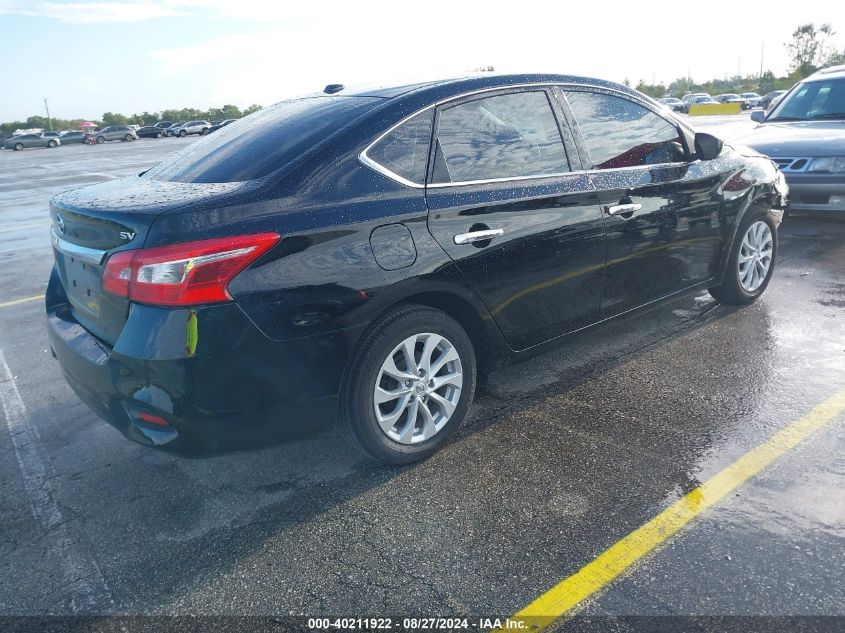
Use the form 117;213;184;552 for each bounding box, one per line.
96;136;105;144
338;305;477;464
48;140;57;148
14;143;23;151
179;130;187;137
709;206;777;305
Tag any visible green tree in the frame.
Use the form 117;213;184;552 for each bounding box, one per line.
101;112;129;125
243;104;263;116
758;70;776;93
785;23;843;77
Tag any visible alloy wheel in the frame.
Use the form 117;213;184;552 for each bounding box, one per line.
738;220;773;292
373;332;463;445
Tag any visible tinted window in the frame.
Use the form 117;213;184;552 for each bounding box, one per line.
433;91;569;183
565;91;683;169
145;96;382;183
366;110;433;184
769;78;845;121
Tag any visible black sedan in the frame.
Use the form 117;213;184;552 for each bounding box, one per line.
46;74;788;463
137;126;167;138
206;118;237;133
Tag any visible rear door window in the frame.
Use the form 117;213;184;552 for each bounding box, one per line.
365;110;433;184
432;91;569;183
563;91;684;169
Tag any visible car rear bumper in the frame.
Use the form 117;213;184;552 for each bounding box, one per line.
46;266;364;455
783;173;845;213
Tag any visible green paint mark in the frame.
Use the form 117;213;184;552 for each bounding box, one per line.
186;311;198;357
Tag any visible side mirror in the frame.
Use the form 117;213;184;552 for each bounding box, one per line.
694;132;723;161
750;111;766;123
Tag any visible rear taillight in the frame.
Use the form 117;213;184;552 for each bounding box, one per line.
102;233;279;307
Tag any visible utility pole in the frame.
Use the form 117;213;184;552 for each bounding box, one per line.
759;42;765;78
44;98;53;131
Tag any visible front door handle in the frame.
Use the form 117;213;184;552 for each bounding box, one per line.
606;203;642;216
454;228;504;245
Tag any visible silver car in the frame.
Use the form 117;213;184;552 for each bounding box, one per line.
3;133;61;150
175;120;210;137
742;65;845;213
94;125;138;143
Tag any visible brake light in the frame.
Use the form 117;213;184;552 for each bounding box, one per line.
102;233;279;306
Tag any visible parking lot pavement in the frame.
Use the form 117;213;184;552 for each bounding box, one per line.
677;111;761;142
1;136;843;628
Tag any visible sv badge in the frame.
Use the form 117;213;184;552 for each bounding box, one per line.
119;231;136;241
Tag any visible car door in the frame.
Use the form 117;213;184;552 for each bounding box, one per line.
559;88;726;317
425;88;606;351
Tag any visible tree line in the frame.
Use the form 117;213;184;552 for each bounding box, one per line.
631;22;843;99
0;103;263;138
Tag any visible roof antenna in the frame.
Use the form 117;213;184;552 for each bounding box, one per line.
324;83;345;94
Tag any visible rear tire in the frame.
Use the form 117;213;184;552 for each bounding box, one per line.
338;305;476;464
709;206;777;305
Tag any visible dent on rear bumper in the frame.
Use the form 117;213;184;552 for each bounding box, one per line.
47;278;365;454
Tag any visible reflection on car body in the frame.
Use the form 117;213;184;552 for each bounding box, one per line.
46;74;787;464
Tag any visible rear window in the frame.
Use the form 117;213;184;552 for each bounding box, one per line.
144;96;383;183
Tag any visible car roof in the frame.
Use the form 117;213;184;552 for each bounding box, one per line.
327;73;649;103
807;64;845;80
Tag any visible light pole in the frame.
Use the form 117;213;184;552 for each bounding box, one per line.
44;98;53;131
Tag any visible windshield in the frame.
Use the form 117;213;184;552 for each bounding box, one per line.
144;96;382;183
768;77;845;121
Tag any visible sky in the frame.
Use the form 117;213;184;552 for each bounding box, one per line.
0;0;842;122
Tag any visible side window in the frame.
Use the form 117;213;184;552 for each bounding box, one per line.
366;110;433;185
564;91;684;169
433;91;569;183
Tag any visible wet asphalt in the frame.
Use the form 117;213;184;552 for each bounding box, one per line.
0;116;843;627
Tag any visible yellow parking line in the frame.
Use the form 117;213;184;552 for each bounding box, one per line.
504;389;845;631
0;295;43;309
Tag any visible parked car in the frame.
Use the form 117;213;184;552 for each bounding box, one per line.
42;131;62;141
137;126;167;138
164;122;185;137
715;93;742;104
46;74;788;463
128;124;140;131
3;133;61;150
58;131;91;145
207;118;237;133
681;95;720;113
658;97;684;112
740;92;762;109
759;90;787;110
176;120;211;136
95;125;137;143
154;121;174;130
741;65;845;214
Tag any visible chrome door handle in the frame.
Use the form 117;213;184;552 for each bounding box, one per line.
454;228;504;245
606;203;642;216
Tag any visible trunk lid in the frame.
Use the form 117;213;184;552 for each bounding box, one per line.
50;176;246;346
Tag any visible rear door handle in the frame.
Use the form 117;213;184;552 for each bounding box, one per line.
606;203;642;216
454;229;504;245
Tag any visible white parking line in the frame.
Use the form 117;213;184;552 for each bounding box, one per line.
0;349;112;612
